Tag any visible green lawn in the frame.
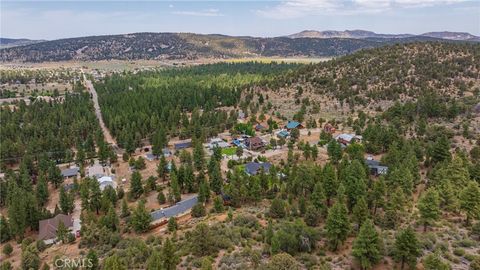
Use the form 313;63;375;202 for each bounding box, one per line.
222;147;237;156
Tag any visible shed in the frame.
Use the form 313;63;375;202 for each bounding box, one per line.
365;159;388;176
174;141;192;150
277;130;290;139
285;121;303;130
61;167;79;178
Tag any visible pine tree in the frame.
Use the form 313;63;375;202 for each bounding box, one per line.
418;188;440;231
193;141;205;171
162;238;179;270
86;249;99;270
130;200;152;233
430;136;451;164
327;139;342;164
352;196;369;231
21;244;40;270
369;178;385;216
56;221;68;243
322;163;337;206
152;128;167;157
59;187;74;214
167;217;177;232
146;250;163;270
129;171;144;199
48;163;63;189
89;179;102;214
170;172;181;203
459;181;480;225
393;227;420;270
120;198;130;218
310;182;326;215
422;252;449;270
103;254;126;270
0;216;11;243
209;161;223;194
102;205;119;232
35;175;49;206
213;195;225;213
325;201;350;251
157;155;168;182
8;186;27;238
352;219;381;270
344;160;368;210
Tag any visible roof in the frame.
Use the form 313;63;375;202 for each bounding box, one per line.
145;153;157;161
286;121;301;129
174;141;192;150
61;167;79;178
277;130;289;138
88;164;105;179
151;195;198;221
365;159;381;167
255;123;265;130
98;176;116;191
245;162;272;175
38;214;73;240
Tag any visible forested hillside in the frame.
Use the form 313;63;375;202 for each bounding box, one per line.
0;32;458;62
0;92;113;167
95;62;299;152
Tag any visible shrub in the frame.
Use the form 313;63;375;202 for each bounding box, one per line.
2;243;13;256
191;203;206;218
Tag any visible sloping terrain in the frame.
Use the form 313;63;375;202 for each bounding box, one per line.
0;32;469;63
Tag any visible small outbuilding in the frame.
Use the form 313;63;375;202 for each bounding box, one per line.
285;121;303;130
365;158;388;176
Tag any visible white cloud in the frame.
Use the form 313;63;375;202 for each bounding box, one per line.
256;0;471;19
172;8;224;17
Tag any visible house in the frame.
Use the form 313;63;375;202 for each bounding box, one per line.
277;130;290;139
323;123;336;134
365;158;388;176
335;134;362;146
145;153;157;161
207;138;230;149
245;162;272;176
162;148;172;157
285;121;303;130
232;138;246;148
87;163;105;179
150;195;198;224
38;214;74;245
245;136;264;150
97;176;116;191
61;167;79;179
174;140;192;151
255;123;266;132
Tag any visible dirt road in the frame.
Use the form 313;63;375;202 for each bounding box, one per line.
81;70;120;152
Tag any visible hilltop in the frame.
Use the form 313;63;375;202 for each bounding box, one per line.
0;31;474;63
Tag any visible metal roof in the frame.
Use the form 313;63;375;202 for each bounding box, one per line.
150;195;198;221
286;121;301;129
61;167;79;178
245;162;272;175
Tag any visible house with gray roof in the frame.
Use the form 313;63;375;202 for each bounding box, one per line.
61;167;79;178
365;158;388;176
150;195;198;224
245;162;272;176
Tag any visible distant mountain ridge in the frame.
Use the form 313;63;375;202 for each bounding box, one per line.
287;29;479;41
0;38;45;49
0;31;477;63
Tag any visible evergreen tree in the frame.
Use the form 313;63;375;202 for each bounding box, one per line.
157;155;168;182
162;238;179;270
325;201;350;251
35;175;49;206
0;216;11;243
327;139;342;164
431;136;451;164
129;171;144;199
269;198;287;219
170;172;181;203
120;198;130;218
352;219;382;270
167;217;177;232
322;163;337;206
21;244;40;270
8;186;27;238
344;160;368;210
393;227;420;270
213;195;225;213
352;196;369;230
103;254;126;270
86;249;99;270
310;182;326;214
59;187;74;214
304;206;320;227
422;252;450;270
130;200;152;233
89;179;102;214
152;128;167;157
146;250;163;270
209;161;223;194
48;163;63;189
102;205;119;232
193;141;205;171
418;188;440;231
459;181;480;225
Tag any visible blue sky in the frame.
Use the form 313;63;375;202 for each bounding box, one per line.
1;0;479;40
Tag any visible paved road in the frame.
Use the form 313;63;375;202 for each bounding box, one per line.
81;70;123;154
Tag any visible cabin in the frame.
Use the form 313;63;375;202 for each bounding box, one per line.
150;195;198;224
285;121;303;130
245;162;272;176
61;167;79;179
276;130;290;139
255;123;266;132
38;214;75;245
245;136;264;150
97;176;116;191
207;138;230;149
174;141;192;151
365;158;388;176
87;163;106;179
323;123;336;134
335;134;362;146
